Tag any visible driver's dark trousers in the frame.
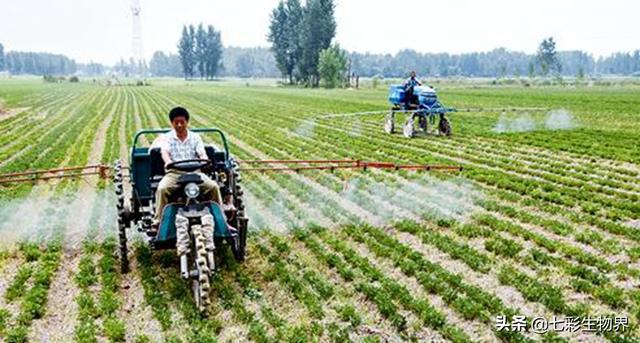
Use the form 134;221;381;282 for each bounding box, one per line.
153;170;222;225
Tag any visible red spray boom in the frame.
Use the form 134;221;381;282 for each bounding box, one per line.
0;160;461;185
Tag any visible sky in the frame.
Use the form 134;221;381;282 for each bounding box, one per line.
0;0;638;65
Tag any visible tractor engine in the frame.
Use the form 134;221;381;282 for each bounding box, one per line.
388;84;439;108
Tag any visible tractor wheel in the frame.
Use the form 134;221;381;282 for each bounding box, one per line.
231;216;248;262
231;162;247;262
403;119;415;138
114;160;130;273
192;225;211;313
439;117;452;136
384;111;395;134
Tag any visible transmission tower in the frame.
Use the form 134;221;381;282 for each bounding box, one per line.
131;0;145;76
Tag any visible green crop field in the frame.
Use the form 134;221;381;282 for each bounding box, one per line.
0;78;639;343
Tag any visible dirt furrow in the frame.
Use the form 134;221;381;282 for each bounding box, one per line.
0;255;22;328
27;250;81;342
120;257;163;343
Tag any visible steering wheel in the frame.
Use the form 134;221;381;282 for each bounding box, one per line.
165;159;212;172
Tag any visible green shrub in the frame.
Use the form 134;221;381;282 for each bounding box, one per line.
337;304;361;327
5;324;29;343
103;317;126;342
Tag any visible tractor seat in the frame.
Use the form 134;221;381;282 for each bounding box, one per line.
149;147;165;175
149;147;165;191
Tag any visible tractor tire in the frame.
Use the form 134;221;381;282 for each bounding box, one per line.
403;119;415;138
439;117;452;136
114;160;129;273
192;225;211;313
231;217;248;262
384;111;395;134
231;161;248;262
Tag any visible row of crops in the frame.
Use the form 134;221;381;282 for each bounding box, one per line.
0;79;639;342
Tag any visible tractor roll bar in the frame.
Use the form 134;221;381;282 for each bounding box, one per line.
132;128;230;161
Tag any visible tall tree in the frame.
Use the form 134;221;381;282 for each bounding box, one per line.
0;43;4;71
286;0;304;82
177;25;196;79
195;24;208;79
536;37;561;76
268;1;292;82
267;0;312;84
298;0;336;86
204;25;223;79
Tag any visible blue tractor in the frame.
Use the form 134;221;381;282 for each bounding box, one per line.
385;84;456;138
114;128;247;312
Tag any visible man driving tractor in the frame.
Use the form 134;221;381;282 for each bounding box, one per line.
151;106;222;231
403;71;422;106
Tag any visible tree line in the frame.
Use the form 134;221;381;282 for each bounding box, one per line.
0;48;77;75
149;51;181;77
348;46;640;78
148;47;640;79
0;39;638;79
597;51;640;75
177;24;223;80
219;47;279;78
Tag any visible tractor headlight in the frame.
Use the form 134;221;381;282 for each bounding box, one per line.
184;183;200;199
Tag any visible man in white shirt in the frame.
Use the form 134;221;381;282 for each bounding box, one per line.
152;107;222;230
